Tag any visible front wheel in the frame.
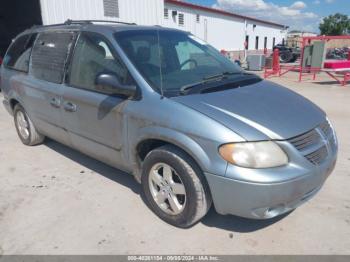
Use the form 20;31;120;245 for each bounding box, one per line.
141;145;212;228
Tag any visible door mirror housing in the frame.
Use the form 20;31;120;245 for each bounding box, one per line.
95;73;137;98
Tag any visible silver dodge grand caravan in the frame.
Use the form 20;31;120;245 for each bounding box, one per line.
1;20;338;227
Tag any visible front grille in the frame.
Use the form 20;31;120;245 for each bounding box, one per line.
288;120;336;165
288;129;320;151
305;145;328;165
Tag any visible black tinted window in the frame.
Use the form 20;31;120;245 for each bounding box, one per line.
69;32;133;91
31;32;74;84
3;34;37;72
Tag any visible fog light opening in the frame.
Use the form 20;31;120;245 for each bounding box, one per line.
264;205;286;218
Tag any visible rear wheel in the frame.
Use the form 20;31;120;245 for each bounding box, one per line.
14;104;44;146
141;145;212;228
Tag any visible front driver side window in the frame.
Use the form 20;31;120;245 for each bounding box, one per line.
69;32;133;91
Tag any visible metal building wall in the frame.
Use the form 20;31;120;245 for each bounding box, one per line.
38;0;287;52
246;21;287;51
163;2;287;52
163;4;245;51
39;0;164;26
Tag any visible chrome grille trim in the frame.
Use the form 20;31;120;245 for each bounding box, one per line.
329;135;337;152
319;121;332;138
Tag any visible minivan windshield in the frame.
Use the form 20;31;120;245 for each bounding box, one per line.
115;29;251;97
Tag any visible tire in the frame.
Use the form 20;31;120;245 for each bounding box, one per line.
280;51;292;63
14;104;44;146
141;145;212;228
289;53;299;63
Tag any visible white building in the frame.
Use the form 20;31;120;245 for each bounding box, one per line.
1;0;288;58
163;0;287;54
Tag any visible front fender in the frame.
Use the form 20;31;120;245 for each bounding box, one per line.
129;126;228;179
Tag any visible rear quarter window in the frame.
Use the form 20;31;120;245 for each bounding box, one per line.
3;33;37;72
31;32;75;84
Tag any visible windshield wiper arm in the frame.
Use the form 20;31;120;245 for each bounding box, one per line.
180;71;251;95
180;81;204;95
202;71;242;81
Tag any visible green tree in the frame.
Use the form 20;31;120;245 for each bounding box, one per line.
319;13;350;35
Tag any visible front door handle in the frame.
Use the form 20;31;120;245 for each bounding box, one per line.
50;97;61;108
64;102;77;112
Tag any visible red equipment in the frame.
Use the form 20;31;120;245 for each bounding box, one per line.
264;49;280;78
264;35;350;86
244;41;248;50
298;35;350;85
272;49;280;73
324;60;350;69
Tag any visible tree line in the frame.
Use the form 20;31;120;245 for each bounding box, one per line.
319;13;350;36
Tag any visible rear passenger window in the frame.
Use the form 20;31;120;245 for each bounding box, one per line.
3;34;37;72
31;32;74;84
68;32;133;91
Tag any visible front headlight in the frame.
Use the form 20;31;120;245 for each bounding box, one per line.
219;141;288;168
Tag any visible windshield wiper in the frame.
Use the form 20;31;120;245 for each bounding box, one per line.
203;71;243;81
180;71;254;95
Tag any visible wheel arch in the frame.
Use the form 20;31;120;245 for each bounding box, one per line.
9;98;20;111
132;126;211;180
8;95;25;115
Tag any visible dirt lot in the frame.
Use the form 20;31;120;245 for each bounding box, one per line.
0;72;350;255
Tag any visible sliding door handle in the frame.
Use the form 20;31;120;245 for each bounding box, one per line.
64;102;77;112
50;97;61;108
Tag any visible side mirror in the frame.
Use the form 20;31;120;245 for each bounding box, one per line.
95;73;137;98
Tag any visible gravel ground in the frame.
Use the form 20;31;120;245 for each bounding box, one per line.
0;71;350;255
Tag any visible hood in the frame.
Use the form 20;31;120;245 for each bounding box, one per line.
172;80;325;141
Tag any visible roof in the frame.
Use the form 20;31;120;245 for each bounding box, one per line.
165;0;287;29
23;22;184;36
289;30;317;34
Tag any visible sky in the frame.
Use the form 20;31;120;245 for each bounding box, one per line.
185;0;350;32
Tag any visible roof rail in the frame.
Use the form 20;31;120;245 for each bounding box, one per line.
64;19;136;26
30;23;67;29
27;19;136;32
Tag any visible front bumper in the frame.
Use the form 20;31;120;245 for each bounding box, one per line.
205;152;337;219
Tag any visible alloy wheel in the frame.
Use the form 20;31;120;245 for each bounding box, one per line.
16;111;30;140
148;163;186;215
